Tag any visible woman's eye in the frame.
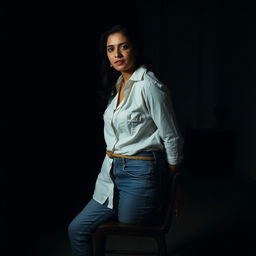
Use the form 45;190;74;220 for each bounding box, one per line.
121;44;128;50
107;47;113;52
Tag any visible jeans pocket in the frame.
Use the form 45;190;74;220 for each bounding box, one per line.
122;159;155;179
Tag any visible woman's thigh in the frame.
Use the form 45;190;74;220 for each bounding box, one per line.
113;152;165;224
68;198;115;235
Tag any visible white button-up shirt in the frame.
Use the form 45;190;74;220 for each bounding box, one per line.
93;65;183;208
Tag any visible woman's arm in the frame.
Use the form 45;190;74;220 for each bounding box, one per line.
143;80;184;166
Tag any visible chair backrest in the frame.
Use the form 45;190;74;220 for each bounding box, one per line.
159;172;180;233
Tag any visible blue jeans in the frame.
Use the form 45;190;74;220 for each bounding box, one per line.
68;151;167;256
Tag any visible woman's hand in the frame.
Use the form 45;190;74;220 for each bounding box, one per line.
168;164;178;173
168;164;183;217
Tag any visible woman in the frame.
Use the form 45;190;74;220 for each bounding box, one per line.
68;24;183;256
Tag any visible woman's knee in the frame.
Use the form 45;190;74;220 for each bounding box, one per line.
68;199;115;239
68;218;80;239
68;217;91;240
68;210;100;240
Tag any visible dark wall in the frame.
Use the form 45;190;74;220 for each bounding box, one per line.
0;120;8;254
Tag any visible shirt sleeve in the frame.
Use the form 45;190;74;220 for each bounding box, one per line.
143;80;183;165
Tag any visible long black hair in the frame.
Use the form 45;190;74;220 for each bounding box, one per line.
98;23;148;107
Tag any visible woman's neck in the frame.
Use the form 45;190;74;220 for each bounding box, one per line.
121;67;136;84
121;72;131;82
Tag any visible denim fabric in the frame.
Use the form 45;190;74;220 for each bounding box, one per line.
68;199;115;256
68;151;167;256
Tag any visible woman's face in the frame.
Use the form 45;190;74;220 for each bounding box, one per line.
106;32;137;74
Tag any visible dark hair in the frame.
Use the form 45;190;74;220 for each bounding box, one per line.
98;24;148;107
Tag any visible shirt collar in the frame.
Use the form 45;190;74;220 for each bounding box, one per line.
115;65;147;90
129;65;147;81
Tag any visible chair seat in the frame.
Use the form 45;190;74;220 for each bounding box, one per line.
97;221;165;236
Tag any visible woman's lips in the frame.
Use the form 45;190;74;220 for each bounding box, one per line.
114;60;124;66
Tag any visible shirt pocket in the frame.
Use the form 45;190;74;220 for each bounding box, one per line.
127;111;145;135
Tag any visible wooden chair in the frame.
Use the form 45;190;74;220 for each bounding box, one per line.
94;172;181;256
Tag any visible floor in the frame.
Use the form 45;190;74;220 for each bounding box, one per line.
23;173;256;256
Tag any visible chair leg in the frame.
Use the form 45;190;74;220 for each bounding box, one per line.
94;232;106;256
156;235;168;256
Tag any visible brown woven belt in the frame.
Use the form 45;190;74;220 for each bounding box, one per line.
106;151;154;160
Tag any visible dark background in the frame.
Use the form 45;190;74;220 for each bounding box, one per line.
3;0;256;255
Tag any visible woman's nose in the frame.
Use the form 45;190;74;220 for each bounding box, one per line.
115;48;122;58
